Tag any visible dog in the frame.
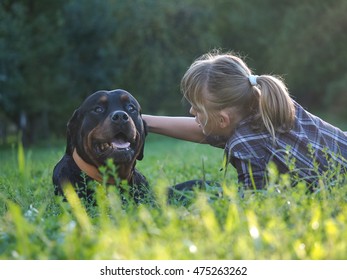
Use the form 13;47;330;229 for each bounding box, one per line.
52;89;150;203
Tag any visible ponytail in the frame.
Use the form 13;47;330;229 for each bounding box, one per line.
180;51;295;142
256;75;295;140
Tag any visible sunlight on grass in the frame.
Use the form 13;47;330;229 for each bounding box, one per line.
0;139;347;259
63;184;92;234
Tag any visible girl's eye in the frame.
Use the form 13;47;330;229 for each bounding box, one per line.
93;106;104;114
127;104;137;113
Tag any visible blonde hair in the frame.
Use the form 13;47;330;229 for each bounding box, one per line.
181;51;295;140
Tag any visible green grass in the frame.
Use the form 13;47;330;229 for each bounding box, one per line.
0;135;346;260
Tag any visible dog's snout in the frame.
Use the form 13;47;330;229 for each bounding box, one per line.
111;111;129;123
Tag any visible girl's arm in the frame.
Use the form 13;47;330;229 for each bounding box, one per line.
142;114;208;144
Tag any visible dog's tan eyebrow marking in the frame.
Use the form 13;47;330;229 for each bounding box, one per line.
120;93;130;102
99;95;108;103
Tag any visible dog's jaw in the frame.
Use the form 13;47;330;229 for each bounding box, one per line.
72;148;135;183
81;115;138;166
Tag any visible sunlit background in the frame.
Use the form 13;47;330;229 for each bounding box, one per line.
1;0;347;145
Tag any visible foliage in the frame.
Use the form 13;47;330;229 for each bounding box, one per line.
1;137;347;260
0;0;67;140
267;0;347;109
1;0;347;144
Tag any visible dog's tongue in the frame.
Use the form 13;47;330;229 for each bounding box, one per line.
111;138;131;149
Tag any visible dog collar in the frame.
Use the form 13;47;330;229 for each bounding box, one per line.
72;149;104;183
72;148;135;185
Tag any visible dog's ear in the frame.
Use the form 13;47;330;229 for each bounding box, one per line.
65;109;81;156
136;118;148;161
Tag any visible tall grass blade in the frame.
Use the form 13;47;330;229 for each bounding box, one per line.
63;184;93;234
7;201;32;258
17;141;26;177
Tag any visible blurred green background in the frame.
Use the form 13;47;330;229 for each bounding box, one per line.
1;0;347;145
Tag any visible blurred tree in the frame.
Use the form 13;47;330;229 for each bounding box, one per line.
1;0;346;145
109;0;218;115
267;0;347;110
0;0;67;144
62;0;119;97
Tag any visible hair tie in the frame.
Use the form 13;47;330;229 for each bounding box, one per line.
248;75;258;86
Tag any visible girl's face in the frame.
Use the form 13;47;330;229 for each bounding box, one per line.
189;106;207;131
189;105;223;136
189;104;241;137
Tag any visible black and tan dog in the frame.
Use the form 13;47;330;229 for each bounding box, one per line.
52;89;150;203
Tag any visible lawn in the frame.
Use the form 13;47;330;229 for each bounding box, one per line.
0;135;346;259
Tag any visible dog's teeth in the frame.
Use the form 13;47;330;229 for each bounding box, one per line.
96;140;131;152
98;143;110;152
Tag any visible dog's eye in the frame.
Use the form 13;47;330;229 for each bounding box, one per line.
93;106;105;114
127;104;137;113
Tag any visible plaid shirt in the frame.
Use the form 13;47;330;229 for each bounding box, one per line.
208;101;347;188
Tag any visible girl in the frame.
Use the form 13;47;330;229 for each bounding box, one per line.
143;51;347;189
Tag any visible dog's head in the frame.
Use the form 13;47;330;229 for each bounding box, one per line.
65;89;146;179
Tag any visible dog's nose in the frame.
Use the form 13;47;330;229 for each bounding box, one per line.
111;111;129;123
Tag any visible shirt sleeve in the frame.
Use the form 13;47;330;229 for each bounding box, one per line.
229;152;267;189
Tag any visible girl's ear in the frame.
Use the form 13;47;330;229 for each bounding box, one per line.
218;111;231;129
